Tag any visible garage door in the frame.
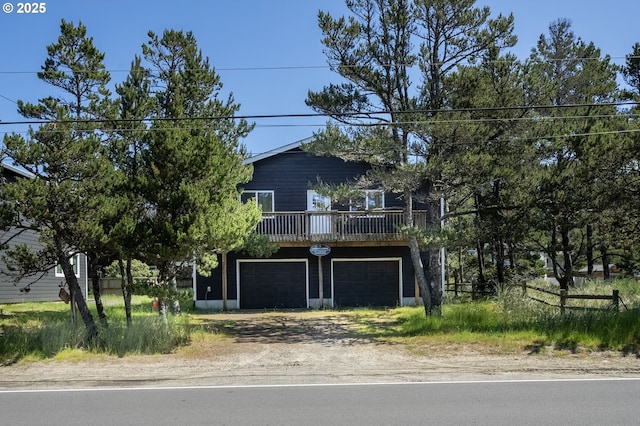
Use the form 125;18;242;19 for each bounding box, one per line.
238;260;308;309
332;259;401;307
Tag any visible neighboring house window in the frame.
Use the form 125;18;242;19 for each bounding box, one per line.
350;190;385;211
55;254;80;278
241;190;274;213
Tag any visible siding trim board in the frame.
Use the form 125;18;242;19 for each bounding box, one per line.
330;257;403;308
236;258;310;309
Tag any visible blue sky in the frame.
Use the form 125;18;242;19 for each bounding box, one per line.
1;0;639;155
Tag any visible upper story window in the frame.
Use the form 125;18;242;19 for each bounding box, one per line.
55;253;80;278
350;190;384;211
241;190;274;213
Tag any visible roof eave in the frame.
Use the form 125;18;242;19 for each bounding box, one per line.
1;163;34;179
243;136;314;165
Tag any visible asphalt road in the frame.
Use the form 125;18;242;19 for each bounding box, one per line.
1;378;639;425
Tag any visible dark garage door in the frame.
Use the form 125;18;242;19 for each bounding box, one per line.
239;261;307;309
332;260;400;307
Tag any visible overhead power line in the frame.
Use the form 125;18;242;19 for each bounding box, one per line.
0;55;638;75
0;94;17;104
2;123;638;151
4;111;638;136
0;101;638;127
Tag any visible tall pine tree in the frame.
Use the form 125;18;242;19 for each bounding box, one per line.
433;50;540;293
132;30;261;317
1;20;115;338
306;0;515;314
526;19;622;289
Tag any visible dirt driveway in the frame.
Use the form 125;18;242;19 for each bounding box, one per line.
2;311;639;390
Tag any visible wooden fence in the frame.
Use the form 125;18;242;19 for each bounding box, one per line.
444;282;622;313
523;284;621;313
444;282;494;298
99;277;192;294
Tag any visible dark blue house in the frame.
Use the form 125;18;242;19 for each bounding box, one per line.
194;138;428;310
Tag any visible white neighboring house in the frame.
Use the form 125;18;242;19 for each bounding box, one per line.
0;163;88;303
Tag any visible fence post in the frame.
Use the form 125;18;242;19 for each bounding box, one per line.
612;289;619;313
560;289;567;314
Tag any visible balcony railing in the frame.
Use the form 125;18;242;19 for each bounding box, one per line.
255;210;428;243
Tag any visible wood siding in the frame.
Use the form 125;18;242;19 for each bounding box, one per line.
0;227;88;303
1;165;88;304
245;148;406;211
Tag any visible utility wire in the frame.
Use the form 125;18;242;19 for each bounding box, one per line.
0;55;638;74
0;94;17;104
0;101;637;127
2;125;637;152
2;112;638;137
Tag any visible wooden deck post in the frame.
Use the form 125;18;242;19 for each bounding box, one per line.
222;252;228;311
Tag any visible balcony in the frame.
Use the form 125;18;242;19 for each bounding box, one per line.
255;210;428;243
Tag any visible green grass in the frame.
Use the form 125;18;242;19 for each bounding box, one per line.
2;280;640;363
0;295;192;364
535;308;640;353
348;288;640;354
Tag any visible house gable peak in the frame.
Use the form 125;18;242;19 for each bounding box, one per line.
244;136;315;165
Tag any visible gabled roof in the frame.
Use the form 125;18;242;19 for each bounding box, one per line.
1;163;34;179
243;136;314;165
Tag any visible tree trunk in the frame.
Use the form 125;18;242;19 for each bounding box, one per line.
492;181;504;290
560;226;574;290
495;237;505;289
426;246;442;309
458;247;464;287
58;249;97;341
586;224;594;277
409;236;431;315
453;262;459;298
170;275;181;315
475;241;486;298
507;243;516;278
600;244;611;281
119;259;133;326
89;255;108;328
473;193;486;298
426;198;443;309
550;225;569;290
404;192;433;315
157;262;170;322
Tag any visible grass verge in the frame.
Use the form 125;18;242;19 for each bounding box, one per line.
0;295;191;364
2;280;639;363
348;296;640;355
